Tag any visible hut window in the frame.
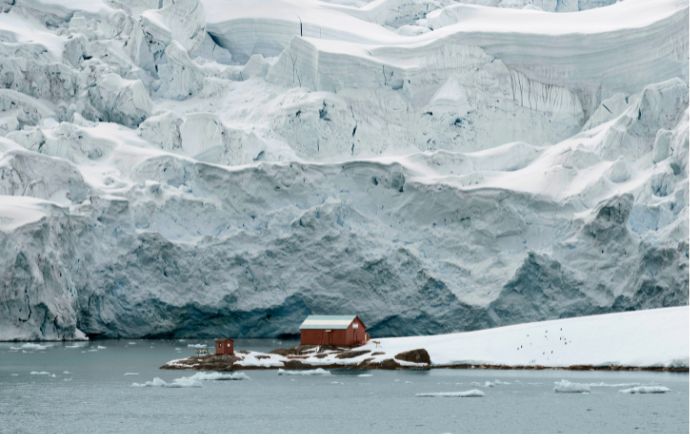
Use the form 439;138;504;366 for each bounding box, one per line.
353;323;359;329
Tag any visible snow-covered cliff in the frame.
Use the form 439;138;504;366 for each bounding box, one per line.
0;0;687;340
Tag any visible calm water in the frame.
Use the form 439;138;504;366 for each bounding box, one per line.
0;339;687;433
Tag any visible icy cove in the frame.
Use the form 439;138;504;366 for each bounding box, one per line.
0;0;688;341
0;339;688;434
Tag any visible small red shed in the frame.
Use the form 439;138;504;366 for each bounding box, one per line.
215;338;234;356
299;315;369;347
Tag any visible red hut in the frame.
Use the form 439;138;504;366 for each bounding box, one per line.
299;315;369;347
215;338;234;356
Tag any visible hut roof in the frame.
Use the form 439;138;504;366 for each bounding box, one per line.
299;315;360;330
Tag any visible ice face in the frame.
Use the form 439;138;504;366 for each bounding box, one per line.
0;0;687;340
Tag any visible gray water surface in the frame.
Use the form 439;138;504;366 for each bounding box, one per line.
0;339;687;433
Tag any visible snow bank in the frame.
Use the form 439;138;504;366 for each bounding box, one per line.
416;389;485;398
365;307;689;368
236;352;285;368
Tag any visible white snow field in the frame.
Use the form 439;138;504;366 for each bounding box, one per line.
366;306;689;368
0;0;687;340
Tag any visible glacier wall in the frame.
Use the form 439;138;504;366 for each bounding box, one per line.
0;0;687;340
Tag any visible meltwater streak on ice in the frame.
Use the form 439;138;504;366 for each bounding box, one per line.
0;339;687;433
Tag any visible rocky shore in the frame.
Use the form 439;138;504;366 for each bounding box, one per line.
160;345;688;373
161;345;432;371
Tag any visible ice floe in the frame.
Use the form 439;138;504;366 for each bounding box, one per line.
277;368;331;376
416;389;485;398
131;376;203;388
619;386;671;394
553;380;591;394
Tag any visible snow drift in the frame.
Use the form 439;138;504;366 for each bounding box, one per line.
0;0;687;340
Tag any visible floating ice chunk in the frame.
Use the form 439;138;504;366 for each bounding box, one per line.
96;345;107;350
187;344;207;349
30;371;56;378
357;373;373;377
131;376;202;388
188;372;249;381
124;372;140;376
10;373;19;377
127;342;137;345
277;368;331;376
553;380;591;393
588;382;640;388
619;386;670;394
64;344;86;349
62;371;71;375
483;381;495;387
10;343;49;351
416;389;485;398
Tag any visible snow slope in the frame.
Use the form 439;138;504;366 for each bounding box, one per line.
367;306;689;368
0;0;687;340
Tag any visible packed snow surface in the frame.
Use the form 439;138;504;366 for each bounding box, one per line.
364;307;689;367
0;0;687;340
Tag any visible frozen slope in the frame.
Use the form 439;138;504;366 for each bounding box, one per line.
0;0;687;340
368;306;689;368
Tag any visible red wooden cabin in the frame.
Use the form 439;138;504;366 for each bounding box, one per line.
299;315;369;347
215;338;234;355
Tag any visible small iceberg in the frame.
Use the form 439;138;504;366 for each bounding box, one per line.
588;382;640;388
187;344;207;349
30;371;56;378
553;380;590;394
188;372;249;381
277;368;331;376
619;386;670;394
131;377;202;388
417;389;485;398
10;343;49;351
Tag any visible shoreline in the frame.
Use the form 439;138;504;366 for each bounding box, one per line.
160;346;689;373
